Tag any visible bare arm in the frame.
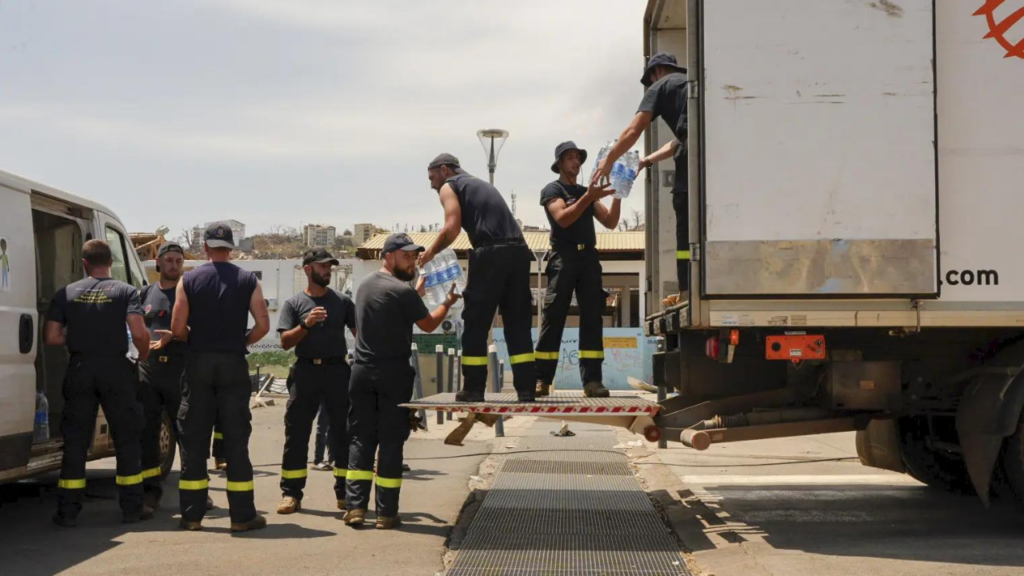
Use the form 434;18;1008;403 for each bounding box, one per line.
246;283;271;346
279;325;308;351
44;320;66;347
420;185;462;266
128;315;151;361
546;180;614;229
593;198;622;230
640;139;679;171
593;111;653;184
415;286;460;333
171;281;190;342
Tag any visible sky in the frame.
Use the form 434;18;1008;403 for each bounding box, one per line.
0;0;649;239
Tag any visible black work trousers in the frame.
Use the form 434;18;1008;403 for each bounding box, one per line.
461;244;536;394
280;360;351;501
536;246;605;385
137;353;185;499
672;182;690;294
57;355;144;519
346;362;413;518
177;352;256;523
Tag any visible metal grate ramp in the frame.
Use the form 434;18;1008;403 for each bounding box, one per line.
404;392;659;417
446;422;688;576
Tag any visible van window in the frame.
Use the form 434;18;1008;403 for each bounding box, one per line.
105;227;130;284
126;245;146;288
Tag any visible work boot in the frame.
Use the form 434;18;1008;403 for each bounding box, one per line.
206;495;215;511
516;391;536;402
230;514;268;533
214;458;227;471
122;506;155;524
344;509;367;527
276;496;301;515
143;490;161;511
583;382;610;398
51;513;77;528
179;519;203;531
375;515;401;530
535;381;550;397
455;389;485;403
337;499;346;511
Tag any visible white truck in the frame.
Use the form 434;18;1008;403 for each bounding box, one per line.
642;0;1024;505
0;170;175;485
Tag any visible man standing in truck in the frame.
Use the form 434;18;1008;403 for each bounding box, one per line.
593;52;689;298
535;141;618;398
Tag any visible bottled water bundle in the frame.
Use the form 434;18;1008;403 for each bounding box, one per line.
589;140;639;199
420;248;465;309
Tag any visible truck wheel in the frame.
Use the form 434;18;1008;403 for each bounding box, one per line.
159;411;178;478
1000;411;1024;505
897;416;975;494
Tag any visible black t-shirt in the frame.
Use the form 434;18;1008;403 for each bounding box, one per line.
47;277;143;356
638;72;689;190
277;290;356;359
182;262;258;354
140;283;185;356
353;272;429;364
540;180;597;246
444;173;523;248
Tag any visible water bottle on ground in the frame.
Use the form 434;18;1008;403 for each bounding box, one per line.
34;390;50;442
420;248;465;309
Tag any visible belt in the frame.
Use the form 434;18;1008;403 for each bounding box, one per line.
296;357;347;366
155;354;184;364
552;241;596;252
475;237;526;248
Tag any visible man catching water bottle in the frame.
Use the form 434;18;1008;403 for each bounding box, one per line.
592;52;690;301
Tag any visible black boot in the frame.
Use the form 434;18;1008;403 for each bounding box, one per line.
455;389;485;402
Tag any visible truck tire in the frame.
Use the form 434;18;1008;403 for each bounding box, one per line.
159;411;177;478
1000;411;1024;505
897;416;975;494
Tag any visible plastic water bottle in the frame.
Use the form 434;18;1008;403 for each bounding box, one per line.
588;141;613;185
34;390;50;442
420;248;465;309
614;151;639;199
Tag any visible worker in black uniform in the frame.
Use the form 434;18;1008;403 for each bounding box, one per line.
44;239;152;527
345;234;459;529
276;248;356;515
593;52;690;298
536;142;619;398
420;153;536;402
172;222;271;532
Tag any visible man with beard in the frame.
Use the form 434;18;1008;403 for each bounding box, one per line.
345;234;458;529
275;248;357;515
535;142;618;398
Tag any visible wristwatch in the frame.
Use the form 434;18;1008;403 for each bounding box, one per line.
299;322;309;330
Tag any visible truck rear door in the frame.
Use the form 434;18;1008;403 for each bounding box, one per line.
700;0;938;298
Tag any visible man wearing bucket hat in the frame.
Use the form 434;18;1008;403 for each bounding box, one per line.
592;52;691;300
421;153;537;403
535;142;620;398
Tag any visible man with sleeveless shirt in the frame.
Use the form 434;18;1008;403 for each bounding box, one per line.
536;142;620;398
593;53;690;299
420;153;537;402
275;248;356;515
345;234;459;529
45;239;152;527
172;222;271;532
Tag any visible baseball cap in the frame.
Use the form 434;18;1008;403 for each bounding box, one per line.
157;242;185;258
302;248;340;266
382;233;425;256
551;141;588;174
641;52;687;87
427;153;466;174
203;222;236;249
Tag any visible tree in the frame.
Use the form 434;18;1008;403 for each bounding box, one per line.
342;229;353;236
630;209;643;231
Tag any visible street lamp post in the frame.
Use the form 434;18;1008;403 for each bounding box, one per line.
476;129;509;185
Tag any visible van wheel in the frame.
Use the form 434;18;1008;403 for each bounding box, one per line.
159;412;177;478
1000;411;1024;505
897;416;974;494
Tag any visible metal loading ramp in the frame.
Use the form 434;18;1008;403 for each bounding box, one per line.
445;421;689;576
404;392;660;416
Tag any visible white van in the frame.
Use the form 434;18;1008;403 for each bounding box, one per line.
0;169;175;484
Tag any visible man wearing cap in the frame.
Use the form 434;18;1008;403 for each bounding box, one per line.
172;222;271;532
275;248;356;515
593;52;690;298
536;142;619;398
345;234;459;529
421;153;537;402
45;240;152;527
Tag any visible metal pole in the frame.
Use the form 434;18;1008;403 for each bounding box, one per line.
498;359;505;393
488;344;504;437
435;344;444;425
456;349;463;393
410;343;427;430
446;348;455;420
533;251;546;334
488;137;496;185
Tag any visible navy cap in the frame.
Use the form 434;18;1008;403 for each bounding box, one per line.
382;233;425;257
302;248;339;266
427;153;466;174
641;52;687;87
203;222;236;249
157;242;185;258
551;141;588;174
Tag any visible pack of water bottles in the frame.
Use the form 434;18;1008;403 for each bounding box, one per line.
589;140;640;199
419;248;465;309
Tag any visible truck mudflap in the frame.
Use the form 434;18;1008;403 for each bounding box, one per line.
957;365;1024;506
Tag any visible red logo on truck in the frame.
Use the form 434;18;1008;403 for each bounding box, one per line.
975;0;1024;59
